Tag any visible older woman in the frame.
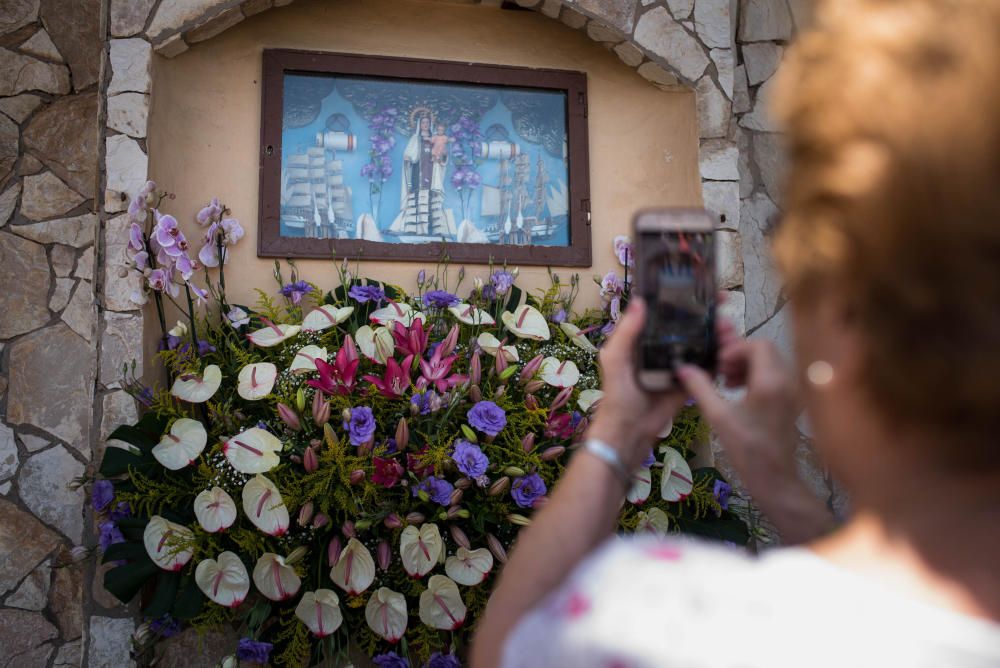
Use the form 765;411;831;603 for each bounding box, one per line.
472;1;1000;666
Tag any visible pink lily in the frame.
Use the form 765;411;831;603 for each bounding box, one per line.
362;355;414;399
392;319;429;357
306;335;360;396
418;347;468;394
438;324;460;357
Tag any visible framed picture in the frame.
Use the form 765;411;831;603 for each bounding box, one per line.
258;49;591;266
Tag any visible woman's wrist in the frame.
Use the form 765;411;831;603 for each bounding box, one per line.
585;417;645;470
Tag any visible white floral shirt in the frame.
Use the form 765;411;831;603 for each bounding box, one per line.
501;536;1000;668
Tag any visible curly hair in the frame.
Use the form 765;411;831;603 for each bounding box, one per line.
771;0;1000;458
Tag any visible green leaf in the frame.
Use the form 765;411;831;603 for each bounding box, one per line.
172;575;205;620
107;412;168;452
99;447;146;478
101;541;149;564
143;571;180;619
103;559;160;604
114;517;150;541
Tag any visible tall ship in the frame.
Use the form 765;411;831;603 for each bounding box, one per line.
482;150;568;245
280;131;356;239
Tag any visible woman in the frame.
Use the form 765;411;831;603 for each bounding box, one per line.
392;111;448;237
472;1;1000;666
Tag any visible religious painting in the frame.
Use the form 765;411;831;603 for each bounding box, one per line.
258;50;591;265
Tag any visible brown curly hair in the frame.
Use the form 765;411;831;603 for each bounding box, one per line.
771;0;1000;456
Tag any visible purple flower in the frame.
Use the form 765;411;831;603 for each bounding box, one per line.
426;653;461;668
511;473;547;508
410;391;432;415
373;652;410;668
137;387;154;408
414;476;454;506
641;449;655;468
349;285;386;304
109;502;132;522
98;520;125;552
236;638;273;664
551;307;567;324
280;280;313;305
196;339;216;357
149;615;182;639
490;270;514;296
344;406;376;446
422;290;460;309
613;235;635;268
417;269;427;286
92;479;114;511
713;480;732;511
128;222;145;252
600;271;624;300
451;440;489;478
467;401;506;437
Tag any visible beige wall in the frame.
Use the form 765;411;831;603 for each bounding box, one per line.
148;0;701;314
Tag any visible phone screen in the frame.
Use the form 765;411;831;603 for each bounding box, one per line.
637;227;716;371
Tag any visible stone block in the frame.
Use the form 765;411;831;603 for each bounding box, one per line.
0;423;17;483
702;180;739;230
0;47;70;96
50;243;75;276
716;229;743;289
49;277;74;312
0;498;60;595
743;41;782;86
54;640;82;667
0;232;51;338
110;0;156;37
22;91;98;195
62;279;96;342
18;445;86;541
634;7;709;82
108;92;149;138
91;560;126;611
40;0;101;90
718;288;746;335
49;553;84;639
99;391;139;454
6;559;51;611
666;0;694;20
571;0;637;32
696;74;729;138
0;0;39;35
732;63;750;114
0;93;43;123
147;0;243;41
740;192;782;330
539;0;561;19
105;135;148;204
752;130;786;202
19;28;62;62
613;41;643;67
17;153;43;175
0;114;16;185
0;182;20;227
73;246;94;280
108;38;152;94
21;171;84;221
559;6;587;29
242;0;274;17
749;302;791;357
9;213;96;247
739;0;792;42
710;48;733;98
0;609;58;665
100;311;144;388
693;0;730;48
88;616;135;668
104;214;143;312
155;627;241;668
186;6;245;44
739;74;780;132
636;61;679;89
699;138;739;180
154;33;189;58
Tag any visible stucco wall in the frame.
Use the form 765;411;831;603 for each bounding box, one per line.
147;0;702;311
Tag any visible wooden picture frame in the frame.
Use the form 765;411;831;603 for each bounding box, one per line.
258;49;592;266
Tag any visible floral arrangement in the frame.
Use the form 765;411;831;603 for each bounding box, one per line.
96;183;749;667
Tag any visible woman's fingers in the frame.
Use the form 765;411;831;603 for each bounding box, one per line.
677;364;732;429
599;298;645;375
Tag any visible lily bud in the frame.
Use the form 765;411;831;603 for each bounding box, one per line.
532;496;549;510
342;408;352;423
494;385;506;399
455;477;472;490
503;466;526;477
549;387;573;412
377;539;392;571
474;276;484;291
524;379;544;394
487;533;508;564
460;424;478;443
470;351;482;386
277;403;302;431
395;418;409;450
469;384;482;403
521;432;536;453
312;392;330;427
525;394;540;410
499;365;518;381
405;512;425;525
383;513;403;530
449;525;471;550
447;505;462;520
303;446;319;473
323;423;339;448
448;488;464;506
327;536;342;566
286;545;309;565
439;324;460;356
540;445;566;461
457;509;470;519
355;519;372;531
488;476;510;497
511;266;520;278
342;520;356;538
575;416;589;435
410;401;421;416
506;513;532;527
289;454;302;464
519;355;544;384
296;388;307;413
298;501;314;527
358;437;373;457
312;512;329;529
494;350;508;374
350;469;366;485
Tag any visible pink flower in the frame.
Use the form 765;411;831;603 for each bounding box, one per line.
362;355;413;399
306;336;360;396
391;319;429;357
372;457;404;488
196;197;222;225
418;347;468;394
613;235;634;268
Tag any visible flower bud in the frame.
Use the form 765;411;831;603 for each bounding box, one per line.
499;365;518;381
342;520;356;538
358;437;373;457
327;536;342;566
503;466;526;477
447;505;462;520
469;384;482;403
488;476;510;497
377;539;392;571
532;496;549;510
494;385;506;399
448;488;464;506
470;351;482;386
289;454;302;464
312;513;329;529
455;476;472;490
449;525;471;550
383;513;403;530
219;656;238;668
487;533;508;564
350;469;366;485
277;403;302;432
521;432;536;453
511;266;520;278
524;379;545;394
298;501;314;527
342;408;352;423
460;424;478;443
355;519;372;531
286;545;309;565
539;445;566;461
395;418;409;450
405;512;426;525
549;387;573;412
440;324;460;357
303;446;319;473
457;509;470;519
519;355;544;384
312;392;330;427
494;350;508;374
296;387;307;413
323;423;339;448
575;416;589;435
474;276;484;291
506;513;532;527
524;394;540;410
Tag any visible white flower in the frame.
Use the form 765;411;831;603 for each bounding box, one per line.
152;418;207;470
289;345;328;374
241;474;289;536
193;486;237;533
418;575;467;631
500;305;550;340
355;325;394;364
295;589;343;638
195;551;250;608
448;303;495;326
302;305;354;332
559;322;598;353
170;364;222;403
167;320;188;337
329;538;375;596
143;516;194;571
444;547;493;586
226;307;250;328
222;427;282;474
627;467;652;505
252;553;301;602
660;446;694;502
246;322;301;347
539;357;580;388
370;302;425;327
577;389;604;413
365;587;408;643
476;332;518;362
636;507;671;535
399;523;443;578
237;362;277;400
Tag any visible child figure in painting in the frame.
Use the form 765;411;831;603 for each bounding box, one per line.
430;123;453;164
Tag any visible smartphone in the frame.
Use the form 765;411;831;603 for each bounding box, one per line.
634;208;717;392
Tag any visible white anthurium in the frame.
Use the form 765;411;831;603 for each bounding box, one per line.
448;303;495;326
295;589;344;638
167;320;188;337
356;325;394;364
302;305;354;332
152;418;207;470
370;302;426;327
222;427;283;474
660;446;694;502
659;419;674;439
195;551;250;608
242;474;290;537
365;587;408;643
577;389;604;413
627;467;652;505
539;357;580;388
170;364;222;403
399;523;443;578
289;345;328;374
329;538;376;596
418;575;467;631
237;362;277;400
444;547;494;586
636;507;671;535
500;304;550;341
193;486;238;533
143;515;194;571
559;322;598;353
246;322;301;347
476;332;518;362
252;552;302;602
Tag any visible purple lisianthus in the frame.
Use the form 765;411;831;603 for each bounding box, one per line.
98;520;125;552
451;440;489;478
713;480;732;511
373;652;410;668
490;270;514;296
422;290;460;309
467;401;507;437
280;280;313;305
551;307;567;324
159;334;182;352
410;391;432;415
109;502;132;522
344;406;377;446
414;476;454;506
236;638;273;664
349;284;385;304
92;479;114;511
149;614;182;639
426;652;462;668
641;449;656;468
195;339;216;357
511;473;547;509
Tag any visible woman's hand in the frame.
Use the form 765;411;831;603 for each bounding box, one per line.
588;298;687;471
